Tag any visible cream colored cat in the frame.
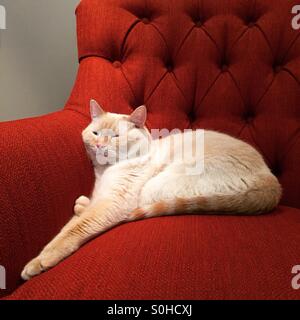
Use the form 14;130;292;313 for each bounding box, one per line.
21;99;282;280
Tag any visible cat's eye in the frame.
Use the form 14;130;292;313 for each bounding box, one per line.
92;131;99;136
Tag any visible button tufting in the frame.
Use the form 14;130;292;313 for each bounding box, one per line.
166;61;174;72
243;110;255;123
195;20;202;28
244;15;258;27
274;65;283;73
221;64;229;72
188;111;196;122
141;17;150;24
113;61;122;68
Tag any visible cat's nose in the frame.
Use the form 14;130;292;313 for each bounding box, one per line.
96;144;102;148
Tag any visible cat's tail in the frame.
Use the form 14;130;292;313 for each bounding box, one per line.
130;174;282;220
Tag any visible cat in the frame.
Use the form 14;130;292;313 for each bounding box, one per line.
21;99;282;280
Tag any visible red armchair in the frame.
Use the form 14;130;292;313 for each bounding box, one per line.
1;0;300;299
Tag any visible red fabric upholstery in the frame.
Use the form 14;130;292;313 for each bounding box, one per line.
7;207;300;300
0;111;94;297
1;0;300;299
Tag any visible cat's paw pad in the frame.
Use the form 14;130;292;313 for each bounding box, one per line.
74;195;90;216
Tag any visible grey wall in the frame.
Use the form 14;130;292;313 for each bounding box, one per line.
0;0;79;121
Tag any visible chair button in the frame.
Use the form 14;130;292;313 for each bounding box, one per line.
195;20;202;28
113;61;122;68
142;18;150;24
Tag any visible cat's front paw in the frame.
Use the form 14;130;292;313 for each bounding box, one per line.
74;195;90;216
21;252;61;281
21;257;44;280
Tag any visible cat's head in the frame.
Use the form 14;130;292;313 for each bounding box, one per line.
82;100;151;165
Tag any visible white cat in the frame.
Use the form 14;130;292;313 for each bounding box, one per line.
21;99;281;280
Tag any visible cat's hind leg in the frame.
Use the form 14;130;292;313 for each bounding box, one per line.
131;171;201;220
132;169;280;219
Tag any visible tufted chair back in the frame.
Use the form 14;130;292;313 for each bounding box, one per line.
66;0;300;208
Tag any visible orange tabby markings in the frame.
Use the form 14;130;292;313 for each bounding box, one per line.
131;208;147;220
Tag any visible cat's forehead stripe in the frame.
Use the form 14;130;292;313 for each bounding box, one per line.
98;114;128;131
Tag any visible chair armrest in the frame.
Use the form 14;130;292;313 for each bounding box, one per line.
0;109;94;296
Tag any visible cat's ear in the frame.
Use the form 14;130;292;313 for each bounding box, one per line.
129;105;147;128
90;99;105;120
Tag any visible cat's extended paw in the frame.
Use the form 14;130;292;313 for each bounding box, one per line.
21;252;61;281
74;195;90;216
21;257;44;280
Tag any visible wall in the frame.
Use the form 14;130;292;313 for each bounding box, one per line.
0;0;79;121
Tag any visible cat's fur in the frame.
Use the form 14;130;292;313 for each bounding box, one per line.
21;99;282;280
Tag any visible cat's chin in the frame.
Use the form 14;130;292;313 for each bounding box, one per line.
96;152;118;166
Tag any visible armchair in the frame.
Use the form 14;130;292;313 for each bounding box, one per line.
1;0;300;299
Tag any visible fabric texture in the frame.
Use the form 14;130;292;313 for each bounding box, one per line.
1;0;300;299
7;206;300;300
0;111;94;297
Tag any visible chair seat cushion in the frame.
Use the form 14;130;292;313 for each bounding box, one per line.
7;206;300;300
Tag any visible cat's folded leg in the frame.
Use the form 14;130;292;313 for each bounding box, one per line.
21;200;127;280
74;195;90;216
